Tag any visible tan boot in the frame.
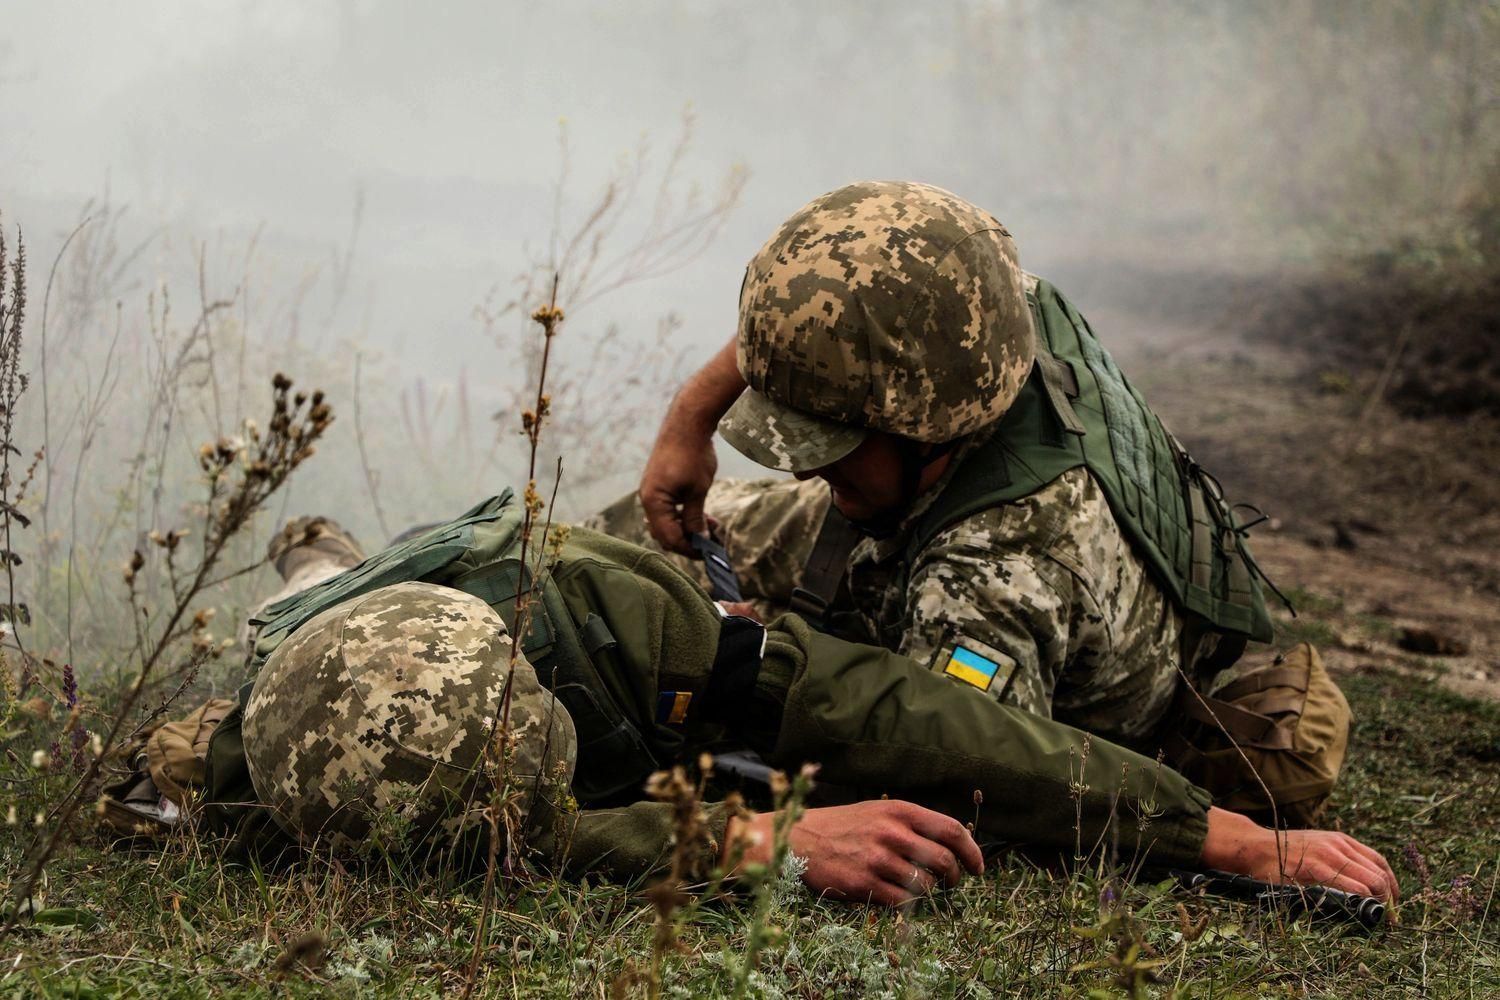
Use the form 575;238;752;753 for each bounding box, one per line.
267;516;365;582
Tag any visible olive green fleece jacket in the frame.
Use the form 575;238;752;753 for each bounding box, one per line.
543;532;1212;880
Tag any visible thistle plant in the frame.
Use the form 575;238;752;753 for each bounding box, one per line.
3;371;332;934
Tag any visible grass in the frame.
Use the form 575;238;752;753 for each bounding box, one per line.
3;664;1495;999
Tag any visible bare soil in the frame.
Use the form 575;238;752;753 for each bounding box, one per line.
1089;279;1500;703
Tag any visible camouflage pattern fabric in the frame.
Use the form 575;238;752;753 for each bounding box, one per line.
590;463;1183;744
584;476;828;623
242;581;577;851
882;468;1183;740
719;180;1035;473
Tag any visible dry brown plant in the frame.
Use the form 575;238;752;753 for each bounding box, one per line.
2;372;333;935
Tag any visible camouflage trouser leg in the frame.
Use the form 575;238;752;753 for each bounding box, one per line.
238;544;367;654
583;477;830;621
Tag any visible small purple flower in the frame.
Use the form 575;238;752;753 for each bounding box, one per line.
61;663;78;709
1402;841;1432;890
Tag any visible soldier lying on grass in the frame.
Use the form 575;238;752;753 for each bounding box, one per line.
119;504;1397;910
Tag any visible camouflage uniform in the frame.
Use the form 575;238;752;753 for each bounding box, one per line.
602;180;1347;822
589;181;1182;747
589;462;1183;745
244;582;575;851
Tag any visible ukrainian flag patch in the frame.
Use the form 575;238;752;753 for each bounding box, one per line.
655;690;693;725
943;644;1003;692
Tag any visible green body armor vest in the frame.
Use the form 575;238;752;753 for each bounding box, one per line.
912;278;1274;643
207;492;689;832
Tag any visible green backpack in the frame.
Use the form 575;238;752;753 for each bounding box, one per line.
909;277;1276;643
205;491;714;845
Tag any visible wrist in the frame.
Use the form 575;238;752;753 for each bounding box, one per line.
722;810;774;872
1199;806;1262;871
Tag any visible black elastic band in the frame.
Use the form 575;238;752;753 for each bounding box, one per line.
698;613;767;724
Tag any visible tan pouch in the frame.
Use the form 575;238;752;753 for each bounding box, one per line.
145;698;236;805
1168;643;1350;826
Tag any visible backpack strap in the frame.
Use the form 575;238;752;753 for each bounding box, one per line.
789;503;862;632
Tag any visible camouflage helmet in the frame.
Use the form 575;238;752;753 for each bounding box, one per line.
242;581;576;853
719;181;1035;473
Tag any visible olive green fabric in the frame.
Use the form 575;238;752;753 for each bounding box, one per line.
242;494;707;807
910;277;1274;642
211;492;1213;878
760;616;1211;867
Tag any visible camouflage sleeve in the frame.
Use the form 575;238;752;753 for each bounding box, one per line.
584;476;829;620
899;471;1107;719
540;801;734;883
701;476;828;612
901;469;1184;742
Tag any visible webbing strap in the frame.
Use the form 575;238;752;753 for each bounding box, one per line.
1224;525;1254;609
1182;693;1296;750
1035;353;1087;436
1215;663;1311;703
1186;476;1215;592
789;503;863;630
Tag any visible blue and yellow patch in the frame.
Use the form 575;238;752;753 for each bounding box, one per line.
655;690;693;725
943;644;1003;692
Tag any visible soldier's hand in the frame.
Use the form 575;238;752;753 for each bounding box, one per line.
641;338;745;556
727;799;984;907
640;421;718;556
1200;806;1399;902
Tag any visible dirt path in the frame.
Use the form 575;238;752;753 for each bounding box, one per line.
1253;532;1499;701
1095;299;1500;702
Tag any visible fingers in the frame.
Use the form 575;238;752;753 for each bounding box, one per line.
891;832;963;889
1316;856;1390;900
902;804;985;875
1340;836;1400;901
681;494;709;537
1282;832;1398;901
871;852;938;902
640;488;692;555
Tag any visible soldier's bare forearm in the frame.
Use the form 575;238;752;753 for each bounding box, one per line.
663;337;744;437
640;338;745;554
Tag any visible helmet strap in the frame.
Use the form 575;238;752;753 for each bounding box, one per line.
850;437;963;539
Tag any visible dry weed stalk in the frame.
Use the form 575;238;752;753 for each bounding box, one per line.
0;218;31;661
730;763;816;999
459;276;568;1000
608;755;726;1000
2;372;332;934
471;111;745;503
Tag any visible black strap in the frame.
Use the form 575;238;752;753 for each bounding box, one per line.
690;532;744;603
697;613;768;724
789;503;863;631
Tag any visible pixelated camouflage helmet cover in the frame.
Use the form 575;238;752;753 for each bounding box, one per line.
721;180;1035;472
242;581;576;853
